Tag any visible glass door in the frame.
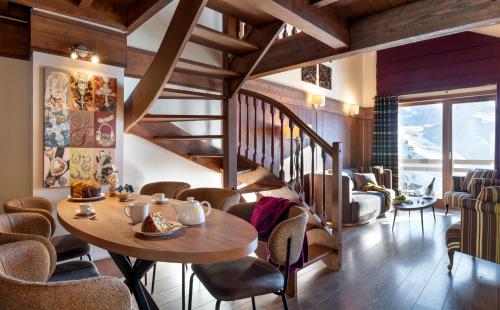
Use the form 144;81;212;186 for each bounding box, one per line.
399;104;444;197
451;100;496;176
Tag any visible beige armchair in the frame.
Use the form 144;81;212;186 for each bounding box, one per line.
140;181;191;198
4;196;92;261
0;233;131;310
176;187;241;212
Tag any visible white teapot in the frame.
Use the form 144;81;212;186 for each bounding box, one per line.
172;197;211;226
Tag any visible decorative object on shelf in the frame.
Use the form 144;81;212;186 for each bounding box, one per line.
70;44;100;63
301;65;317;84
319;64;332;90
43;67;118;188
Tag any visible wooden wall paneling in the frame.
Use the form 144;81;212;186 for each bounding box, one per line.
30;11;127;67
0;18;29;59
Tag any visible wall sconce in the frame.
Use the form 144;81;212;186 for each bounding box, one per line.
70;44;100;63
310;94;325;109
349;104;360;116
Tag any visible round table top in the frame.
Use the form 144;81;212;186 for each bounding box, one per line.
57;194;258;264
393;197;437;211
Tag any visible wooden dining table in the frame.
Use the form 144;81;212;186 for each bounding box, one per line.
57;194;258;310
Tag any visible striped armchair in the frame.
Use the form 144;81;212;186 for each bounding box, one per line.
443;169;497;215
446;186;500;270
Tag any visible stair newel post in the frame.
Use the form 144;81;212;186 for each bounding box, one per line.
253;98;258;163
329;142;343;271
279;112;285;181
270;105;275;173
261;99;266;166
321;148;326;223
299;130;304;200
238;94;242;156
245;95;250;159
310;140;316;211
289;121;295;183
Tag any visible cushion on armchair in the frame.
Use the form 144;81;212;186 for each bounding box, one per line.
462;169;496;192
353;173;378;190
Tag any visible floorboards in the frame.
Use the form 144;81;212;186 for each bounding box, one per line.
94;208;500;310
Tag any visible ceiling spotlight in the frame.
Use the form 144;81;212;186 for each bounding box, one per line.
70;49;78;59
69;44;99;63
91;55;100;63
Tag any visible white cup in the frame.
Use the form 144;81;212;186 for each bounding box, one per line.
124;202;149;224
152;193;165;201
79;203;92;214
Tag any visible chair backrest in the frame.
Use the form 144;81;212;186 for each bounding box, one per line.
4;197;56;236
140;181;191;199
267;206;307;266
176;187;241;211
0;239;52;283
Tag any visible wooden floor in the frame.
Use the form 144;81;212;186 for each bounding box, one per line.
95;208;500;309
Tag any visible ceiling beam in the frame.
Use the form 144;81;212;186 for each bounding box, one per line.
77;0;93;8
244;0;348;49
9;0;126;29
0;0;8;12
310;0;341;8
126;0;174;34
253;0;500;78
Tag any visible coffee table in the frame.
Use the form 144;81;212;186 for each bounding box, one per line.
392;197;437;232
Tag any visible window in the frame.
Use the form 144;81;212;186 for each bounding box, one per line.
398;93;496;198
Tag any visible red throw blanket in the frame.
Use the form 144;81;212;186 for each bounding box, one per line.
250;196;308;271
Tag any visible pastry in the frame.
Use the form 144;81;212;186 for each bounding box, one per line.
71;180;102;198
141;212;174;233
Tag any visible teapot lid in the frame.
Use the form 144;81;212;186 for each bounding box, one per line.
186;197;198;203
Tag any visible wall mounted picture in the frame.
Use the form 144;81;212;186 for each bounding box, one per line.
301;65;317;84
319;64;332;90
43;67;117;187
94;75;117;112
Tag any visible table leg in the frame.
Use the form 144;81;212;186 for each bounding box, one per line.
392;210;398;231
109;252;158;310
182;263;186;310
420;209;424;232
432;205;436;221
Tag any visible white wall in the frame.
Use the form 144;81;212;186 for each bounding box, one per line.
0;57;32;210
262;52;377;108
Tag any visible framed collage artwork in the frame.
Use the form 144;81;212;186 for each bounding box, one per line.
43;67;117;188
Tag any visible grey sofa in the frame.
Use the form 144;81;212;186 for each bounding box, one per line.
305;168;395;226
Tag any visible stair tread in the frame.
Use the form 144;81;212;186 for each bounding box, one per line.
175;59;240;79
154;135;223;141
159;87;226;100
191;24;259;55
142;114;225;122
188;152;224;158
238;182;283;194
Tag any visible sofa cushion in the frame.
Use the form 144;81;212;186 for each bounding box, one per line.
353;173;378;190
462;169;495;192
351;191;386;223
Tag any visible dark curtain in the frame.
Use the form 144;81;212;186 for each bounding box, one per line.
496;83;500;178
372;95;399;190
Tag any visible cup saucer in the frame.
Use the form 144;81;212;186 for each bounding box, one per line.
152;198;168;204
75;209;96;217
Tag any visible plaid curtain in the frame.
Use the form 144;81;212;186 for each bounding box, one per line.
372;95;399;190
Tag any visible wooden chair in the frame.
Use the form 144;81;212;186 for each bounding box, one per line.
188;204;307;310
0;213;131;310
139;181;191;198
176;187;241;212
4;196;92;262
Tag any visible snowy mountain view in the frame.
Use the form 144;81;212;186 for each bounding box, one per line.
398;101;495;197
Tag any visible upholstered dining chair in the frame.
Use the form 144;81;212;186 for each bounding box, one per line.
4;196;92;262
0;218;131;309
176;187;241;212
188;203;307;310
140;181;191;199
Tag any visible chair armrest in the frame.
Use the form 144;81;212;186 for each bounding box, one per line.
0;276;131;310
4;207;55;237
469;178;500;198
0;232;56;276
342;175;352;218
0;213;52;238
451;176;465;192
461;198;500;215
382;169;392;189
226;202;256;223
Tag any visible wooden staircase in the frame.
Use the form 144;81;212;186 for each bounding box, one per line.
124;0;343;296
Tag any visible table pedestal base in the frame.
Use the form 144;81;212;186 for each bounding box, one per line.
109;252;158;310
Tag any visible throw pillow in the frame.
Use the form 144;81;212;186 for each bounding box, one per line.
353;173;378;190
462;169;496;192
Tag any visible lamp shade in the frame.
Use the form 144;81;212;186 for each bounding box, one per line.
311;95;326;108
349;104;360;116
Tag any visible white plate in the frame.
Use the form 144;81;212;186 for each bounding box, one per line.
67;193;106;202
132;221;182;237
152;198;169;204
75;209;96;216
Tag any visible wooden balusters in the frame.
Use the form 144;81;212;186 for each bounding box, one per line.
253;98;258;162
261;100;266;166
289;121;295;183
279;112;285;181
245;95;250;159
309;140;316;210
321;148;326;222
299;130;304;200
238;94;242;156
270;106;275;173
